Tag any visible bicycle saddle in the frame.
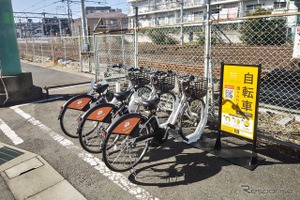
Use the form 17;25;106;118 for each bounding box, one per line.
141;97;160;110
114;90;132;101
93;84;109;94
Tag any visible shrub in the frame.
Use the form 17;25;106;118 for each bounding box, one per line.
147;29;178;45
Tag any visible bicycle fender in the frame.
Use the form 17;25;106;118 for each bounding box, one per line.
107;113;146;136
58;94;93;120
80;103;115;123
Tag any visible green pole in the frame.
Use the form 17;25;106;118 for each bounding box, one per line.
0;0;22;76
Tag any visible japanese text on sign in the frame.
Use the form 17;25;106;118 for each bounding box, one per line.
220;64;260;140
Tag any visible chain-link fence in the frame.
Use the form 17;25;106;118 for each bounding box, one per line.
137;25;205;75
210;14;300;144
134;13;299;144
17;33;134;82
93;33;135;82
18;36;83;72
16;12;300;145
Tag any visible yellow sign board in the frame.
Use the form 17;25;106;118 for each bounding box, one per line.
219;64;261;140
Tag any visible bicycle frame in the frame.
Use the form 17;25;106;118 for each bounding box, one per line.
159;89;208;144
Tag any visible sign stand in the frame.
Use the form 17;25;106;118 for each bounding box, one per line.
212;63;265;170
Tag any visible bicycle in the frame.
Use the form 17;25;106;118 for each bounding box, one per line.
76;67;153;153
101;74;208;172
77;69;178;153
58;78;114;138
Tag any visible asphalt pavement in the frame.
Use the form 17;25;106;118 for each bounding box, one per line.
1;61;300;200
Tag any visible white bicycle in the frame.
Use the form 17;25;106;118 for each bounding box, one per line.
102;73;208;172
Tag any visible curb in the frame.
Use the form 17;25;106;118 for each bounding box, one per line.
0;143;86;200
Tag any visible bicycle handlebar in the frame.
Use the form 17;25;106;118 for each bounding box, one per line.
111;63;125;69
176;74;194;82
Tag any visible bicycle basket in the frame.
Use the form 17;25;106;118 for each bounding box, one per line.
127;69;150;87
179;76;208;99
154;73;176;92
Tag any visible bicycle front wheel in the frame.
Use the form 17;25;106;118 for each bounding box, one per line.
156;91;176;125
102;114;150;172
129;86;152;112
179;99;205;136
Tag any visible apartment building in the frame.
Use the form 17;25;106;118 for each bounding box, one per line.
127;0;299;28
72;6;128;36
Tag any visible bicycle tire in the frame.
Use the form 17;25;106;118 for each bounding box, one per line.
78;103;115;153
156;91;176;125
179;99;205;136
128;86;152;112
59;94;94;138
102;113;150;172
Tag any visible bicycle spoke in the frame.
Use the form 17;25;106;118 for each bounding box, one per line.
103;121;150;172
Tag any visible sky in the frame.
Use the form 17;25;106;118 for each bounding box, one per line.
11;0;129;22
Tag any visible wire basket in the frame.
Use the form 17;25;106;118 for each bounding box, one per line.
179;76;208;99
154;73;176;92
127;69;150;87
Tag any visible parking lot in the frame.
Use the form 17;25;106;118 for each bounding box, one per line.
1;62;300;200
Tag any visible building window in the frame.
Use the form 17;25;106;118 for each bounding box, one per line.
274;2;287;9
246;4;262;12
167;14;175;24
211;9;220;20
99;20;106;28
157;16;165;25
110;19;117;28
193;11;203;21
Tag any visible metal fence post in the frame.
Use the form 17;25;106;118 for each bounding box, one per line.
41;39;43;62
79;36;83;71
180;0;183;45
32;36;35;61
134;7;138;68
93;34;99;82
64;36;67;62
203;0;211;125
121;34;125;66
25;37;28;60
51;37;54;63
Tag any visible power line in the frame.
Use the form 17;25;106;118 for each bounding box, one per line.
21;0;48;11
29;1;62;13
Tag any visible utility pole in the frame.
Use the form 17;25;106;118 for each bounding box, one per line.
66;0;72;36
81;0;89;49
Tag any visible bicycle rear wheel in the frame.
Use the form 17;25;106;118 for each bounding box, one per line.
78;103;115;153
156;91;176;125
78;120;108;153
59;95;93;138
179;99;205;136
102;116;150;172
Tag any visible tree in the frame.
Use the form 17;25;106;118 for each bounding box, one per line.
240;8;287;45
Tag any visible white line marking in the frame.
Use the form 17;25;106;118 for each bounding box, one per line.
10;96;64;109
0;118;24;145
11;106;158;200
48;84;91;91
